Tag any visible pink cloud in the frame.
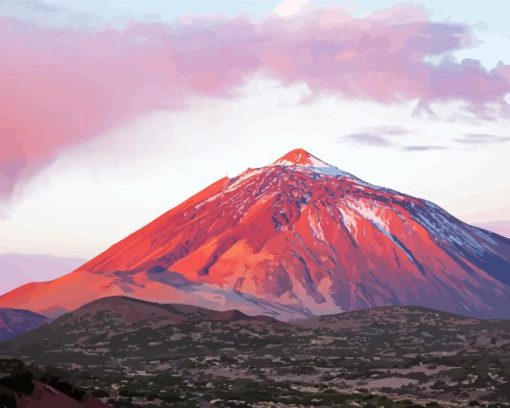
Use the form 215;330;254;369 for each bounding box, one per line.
1;4;509;199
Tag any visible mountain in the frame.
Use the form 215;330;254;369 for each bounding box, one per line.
0;308;48;341
3;296;510;407
0;148;509;320
0;252;85;295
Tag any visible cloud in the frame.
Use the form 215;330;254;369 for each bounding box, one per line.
456;133;510;145
371;126;410;136
2;3;510;199
339;126;448;152
339;126;411;147
341;132;394;147
341;129;510;151
274;0;309;18
402;145;447;151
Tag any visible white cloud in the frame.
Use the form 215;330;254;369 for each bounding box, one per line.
273;0;309;18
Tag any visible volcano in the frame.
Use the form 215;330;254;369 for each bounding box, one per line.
1;149;509;320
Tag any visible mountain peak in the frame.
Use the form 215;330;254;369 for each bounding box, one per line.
1;146;510;322
273;148;330;168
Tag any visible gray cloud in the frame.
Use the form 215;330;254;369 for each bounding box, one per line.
402;145;447;152
339;126;448;152
342;130;510;151
1;0;61;12
455;133;510;145
338;126;411;147
341;132;393;146
370;126;410;136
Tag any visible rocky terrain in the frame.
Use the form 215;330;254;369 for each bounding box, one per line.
2;296;510;407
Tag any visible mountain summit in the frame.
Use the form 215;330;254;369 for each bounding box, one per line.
273;148;331;167
1;149;509;319
272;148;353;178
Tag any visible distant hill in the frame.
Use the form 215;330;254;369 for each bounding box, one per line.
299;304;510;330
3;296;510;407
53;295;278;326
0;308;48;341
0;252;85;295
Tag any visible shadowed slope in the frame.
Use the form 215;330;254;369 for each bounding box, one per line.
0;308;48;341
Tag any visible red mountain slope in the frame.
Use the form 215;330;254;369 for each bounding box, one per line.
1;149;509;320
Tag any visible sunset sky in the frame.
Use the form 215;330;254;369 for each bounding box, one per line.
1;0;510;267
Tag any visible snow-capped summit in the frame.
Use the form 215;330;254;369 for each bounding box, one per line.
272;148;353;178
1;149;509;320
273;148;331;167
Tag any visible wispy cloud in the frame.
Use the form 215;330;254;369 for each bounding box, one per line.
1;3;510;198
341;129;510;151
339;126;449;152
1;0;61;13
339;126;413;148
455;133;510;145
341;132;394;147
371;126;410;136
274;0;309;18
402;145;447;151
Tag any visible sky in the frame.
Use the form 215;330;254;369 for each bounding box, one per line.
0;0;510;263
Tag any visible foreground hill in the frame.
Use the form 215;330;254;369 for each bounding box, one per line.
1;149;509;320
0;308;48;341
3;296;280;366
0;359;108;408
3;296;510;407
